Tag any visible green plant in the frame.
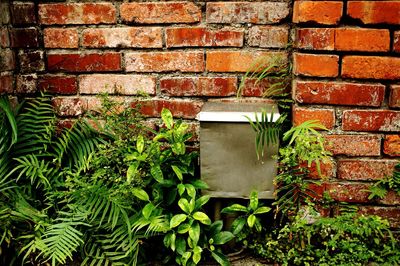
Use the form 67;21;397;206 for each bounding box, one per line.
368;162;400;200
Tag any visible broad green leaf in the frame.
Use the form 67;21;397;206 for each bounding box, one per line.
189;222;200;246
185;184;196;199
192;212;211;225
132;188;149;201
221;204;247;214
161;108;173;129
209;220;223;237
177;223;191;234
164;232;175;250
142;203;155;219
172;142;185;155
249;190;258;211
170;214;187;228
176;237;186;255
195;195;210;209
177;183;185;196
231;217;246;235
247;214;256;228
191;179;209;189
127;162;139;184
172;165;183;181
254;206;271;215
213;231;234;245
178;198;192;214
136;135;144;153
181;251;192;266
192;246;202;264
211;250;229;266
151;165;164;183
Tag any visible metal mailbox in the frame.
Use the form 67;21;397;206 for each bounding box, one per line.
197;101;280;199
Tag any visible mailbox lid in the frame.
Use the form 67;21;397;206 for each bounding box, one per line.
197;101;280;122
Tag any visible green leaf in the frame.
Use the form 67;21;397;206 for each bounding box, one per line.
177;223;191;234
170;214;187;228
151;165;164;183
189;222;200;246
209;220;223;237
221;204;247;214
185;184;196;199
249;190;258;211
192;212;211;225
231;217;246;235
195;195;210;210
191;179;209;189
254;206;271;215
178;198;192;214
172;165;183;181
213;231;235;245
211;250;229;266
142;203;155;219
161;108;173;129
136;135;144;153
164;232;176;251
176;237;186;255
132;188;149;201
127;162;139;184
247;214;256;228
177;183;185;196
192;246;202;264
182;251;192;266
172;142;185;155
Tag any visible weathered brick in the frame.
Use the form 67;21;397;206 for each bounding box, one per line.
0;28;9;48
206;2;289;24
326;183;370;203
301;160;336;179
294;53;339;77
18;50;45;73
394;31;400;53
0;74;13;94
206;51;287;72
248;26;288;48
292;107;335;130
10;28;38;48
82;27;162;48
347;1;400;25
16;74;37;94
38;75;77;95
379;191;400;206
120;2;201;24
39;3;116;25
0;49;15;71
293;1;343;25
166;27;243;48
342;56;400;80
390;85;400;108
240;78;289;97
294;81;385;107
358;206;400;228
325;135;381;157
44;28;79;48
335;28;390;52
79;74;156;95
384;135;400;157
0;2;10;25
133;99;203;119
342;110;400;132
338;159;397;181
295;28;335;50
125;52;204;73
160;77;237;97
52;97;87;117
47;53;121;72
11;2;36;25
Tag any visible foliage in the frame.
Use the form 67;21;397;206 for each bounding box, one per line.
249;210;400;266
368;162;400;200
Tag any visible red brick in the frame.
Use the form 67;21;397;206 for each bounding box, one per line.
326;183;370;203
384;135;400;157
294;81;385;107
342;56;400;80
338;159;397;181
292;107;335;130
342;110;400;132
206;2;289;24
18;50;45;73
39;3;116;25
390;85;400;108
166;27;243;48
10;28;38;48
324;135;381;157
241;78;289;97
335;28;390;52
133;99;203;119
47;53;121;73
293;1;343;25
160;77;237;97
52;97;87;117
44;28;79;48
301;160;336;179
347;1;400;25
120;2;201;24
82;27;162;48
294;53;339;77
0;49;15;71
38;75;77;95
0;74;13;94
16;74;37;94
379;191;400;206
295;28;335;50
125;52;204;73
358;206;400;228
79;74;156;95
206;51;287;72
0;28;9;48
248;26;289;48
394;31;400;53
11;3;36;25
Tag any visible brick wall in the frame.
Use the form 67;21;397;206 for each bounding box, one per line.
293;0;400;226
0;1;399;226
